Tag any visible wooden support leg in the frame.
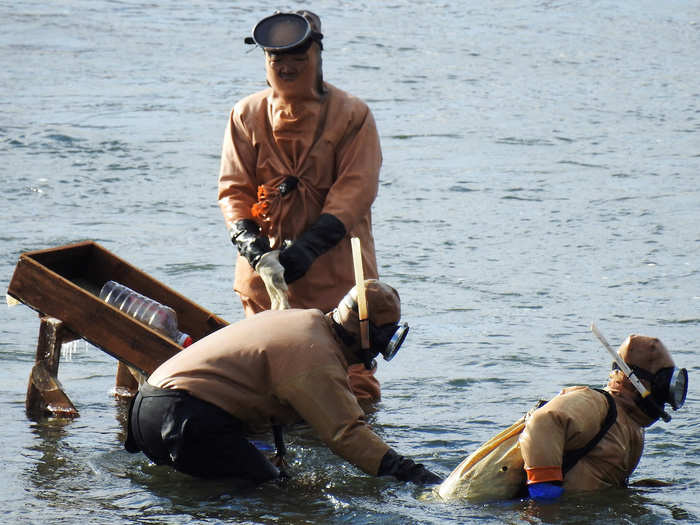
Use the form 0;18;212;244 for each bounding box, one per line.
114;361;142;397
26;316;80;418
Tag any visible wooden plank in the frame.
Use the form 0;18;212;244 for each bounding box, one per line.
34;315;78;375
11;242;228;341
8;241;230;374
10;255;177;373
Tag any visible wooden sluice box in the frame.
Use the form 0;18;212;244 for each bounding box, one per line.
7;241;229;418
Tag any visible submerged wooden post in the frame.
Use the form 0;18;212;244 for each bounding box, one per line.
26;316;80;418
114;361;141;397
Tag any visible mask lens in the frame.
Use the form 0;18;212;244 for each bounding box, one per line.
252;13;311;52
668;368;688;410
382;323;409;361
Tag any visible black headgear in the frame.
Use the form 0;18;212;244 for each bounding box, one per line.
244;12;323;54
332;282;409;370
612;362;688;420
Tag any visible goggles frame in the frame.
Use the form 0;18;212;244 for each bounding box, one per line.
665;367;688;410
380;322;409;362
244;12;322;54
613;362;688;411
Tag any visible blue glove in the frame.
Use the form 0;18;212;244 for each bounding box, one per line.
528;482;564;501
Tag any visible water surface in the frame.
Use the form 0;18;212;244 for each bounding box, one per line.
1;1;698;523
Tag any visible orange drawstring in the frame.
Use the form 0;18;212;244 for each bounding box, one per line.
251;185;273;221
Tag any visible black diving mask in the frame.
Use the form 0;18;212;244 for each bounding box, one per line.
613;362;688;411
244;12;323;53
372;321;409;362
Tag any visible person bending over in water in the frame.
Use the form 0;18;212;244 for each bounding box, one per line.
125;280;442;486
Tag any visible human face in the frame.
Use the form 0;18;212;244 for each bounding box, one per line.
267;52;309;81
265;46;320;98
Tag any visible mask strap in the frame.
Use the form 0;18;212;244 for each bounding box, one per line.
331;316;357;347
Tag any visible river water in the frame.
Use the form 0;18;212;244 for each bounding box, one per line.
1;1;698;523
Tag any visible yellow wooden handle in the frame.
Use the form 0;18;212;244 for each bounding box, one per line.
351;237;370;350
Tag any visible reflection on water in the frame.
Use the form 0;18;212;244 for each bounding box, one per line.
27;419;73;486
516;489;696;524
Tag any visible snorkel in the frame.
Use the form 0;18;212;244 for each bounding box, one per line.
591;323;672;422
331;239;406;369
351;237;372;368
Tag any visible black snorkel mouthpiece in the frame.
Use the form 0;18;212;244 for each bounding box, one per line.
615;362;689;423
638;394;672;423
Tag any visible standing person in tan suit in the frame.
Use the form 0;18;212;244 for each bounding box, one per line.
218;11;384;402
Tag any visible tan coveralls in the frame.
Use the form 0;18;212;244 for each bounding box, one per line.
519;386;644;491
218;82;381;315
218;77;382;401
439;335;674;501
147;308;390;475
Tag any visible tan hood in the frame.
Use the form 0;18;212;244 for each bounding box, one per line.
332;279;401;337
606;334;675;427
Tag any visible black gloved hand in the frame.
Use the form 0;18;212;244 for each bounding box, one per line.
377;449;443;485
230;219;271;268
278;213;346;283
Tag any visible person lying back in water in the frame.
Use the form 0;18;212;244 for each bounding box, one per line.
124;280;442;486
438;332;688;502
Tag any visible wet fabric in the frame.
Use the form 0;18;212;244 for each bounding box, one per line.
438;387;634;501
561;389;617;475
519;386;643;491
378;448;442;485
147;308;390;475
125;383;279;483
347;363;381;403
437;412;529;502
218;82;381;314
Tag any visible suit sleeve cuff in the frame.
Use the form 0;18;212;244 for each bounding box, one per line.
526;466;563;484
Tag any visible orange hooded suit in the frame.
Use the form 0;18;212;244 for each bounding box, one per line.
218;25;382;400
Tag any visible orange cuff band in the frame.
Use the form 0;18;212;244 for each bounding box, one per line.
526;466;563;484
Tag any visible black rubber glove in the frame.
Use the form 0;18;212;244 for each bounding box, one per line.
230;219;271;268
278;213;346;283
377;449;443;485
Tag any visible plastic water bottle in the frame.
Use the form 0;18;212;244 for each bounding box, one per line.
99;280;193;347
